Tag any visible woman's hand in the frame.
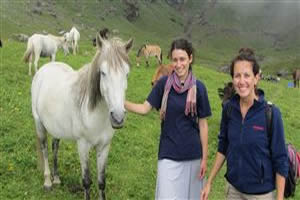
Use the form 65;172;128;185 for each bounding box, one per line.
198;159;207;180
201;182;211;200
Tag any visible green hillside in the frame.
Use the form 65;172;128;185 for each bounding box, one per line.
1;0;299;74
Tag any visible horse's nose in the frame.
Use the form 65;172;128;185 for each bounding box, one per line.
110;111;125;129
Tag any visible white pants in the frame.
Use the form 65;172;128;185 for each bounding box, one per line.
155;159;205;200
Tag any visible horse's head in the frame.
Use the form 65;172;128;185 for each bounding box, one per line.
218;82;235;108
91;34;133;129
136;44;146;67
61;35;70;55
151;64;174;87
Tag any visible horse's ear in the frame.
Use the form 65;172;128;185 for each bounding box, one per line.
124;38;133;53
96;33;104;49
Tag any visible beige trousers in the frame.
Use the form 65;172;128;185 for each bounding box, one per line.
226;181;275;200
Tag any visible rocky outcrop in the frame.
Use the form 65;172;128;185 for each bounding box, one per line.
122;0;139;21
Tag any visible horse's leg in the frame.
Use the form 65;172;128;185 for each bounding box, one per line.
96;143;110;200
34;54;40;74
77;140;92;200
73;41;76;55
75;41;79;55
52;138;61;185
35;120;52;190
145;55;149;67
50;54;56;62
28;53;33;76
136;57;140;67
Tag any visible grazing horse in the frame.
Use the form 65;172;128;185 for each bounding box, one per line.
23;34;69;76
292;69;300;88
136;44;162;67
64;26;80;55
151;63;174;86
31;34;133;200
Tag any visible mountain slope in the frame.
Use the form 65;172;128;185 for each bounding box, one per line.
1;0;299;74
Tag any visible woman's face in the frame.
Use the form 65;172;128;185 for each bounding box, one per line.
171;49;193;81
233;60;259;100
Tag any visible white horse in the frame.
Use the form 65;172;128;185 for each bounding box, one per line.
31;34;133;200
64;26;80;55
23;33;69;76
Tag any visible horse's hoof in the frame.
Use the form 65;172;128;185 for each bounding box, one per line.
53;176;61;185
44;185;52;191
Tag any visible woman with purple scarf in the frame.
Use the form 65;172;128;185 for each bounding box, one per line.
125;38;212;199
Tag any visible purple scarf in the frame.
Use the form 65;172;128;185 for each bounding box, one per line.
160;71;197;120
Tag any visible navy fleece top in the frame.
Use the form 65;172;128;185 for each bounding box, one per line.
147;76;211;161
218;91;289;194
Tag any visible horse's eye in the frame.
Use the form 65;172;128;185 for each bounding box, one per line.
100;71;106;77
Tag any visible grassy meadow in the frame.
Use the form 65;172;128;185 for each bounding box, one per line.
0;39;299;200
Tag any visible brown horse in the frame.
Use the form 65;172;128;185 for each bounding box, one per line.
292;69;300;88
151;63;174;86
136;44;162;67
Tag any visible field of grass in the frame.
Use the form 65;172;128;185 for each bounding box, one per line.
0;38;299;199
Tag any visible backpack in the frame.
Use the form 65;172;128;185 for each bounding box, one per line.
225;101;299;198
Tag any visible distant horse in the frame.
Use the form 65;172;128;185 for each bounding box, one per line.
64;26;80;55
93;28;110;47
293;69;300;88
218;82;235;107
31;34;133;200
151;63;174;86
23;34;69;76
136;44;162;67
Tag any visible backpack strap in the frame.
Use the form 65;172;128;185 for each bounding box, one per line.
265;101;273;147
224;100;232;121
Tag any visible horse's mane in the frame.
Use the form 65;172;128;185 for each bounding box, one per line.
137;44;146;57
77;37;130;111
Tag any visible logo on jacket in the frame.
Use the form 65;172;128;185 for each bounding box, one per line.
253;125;264;131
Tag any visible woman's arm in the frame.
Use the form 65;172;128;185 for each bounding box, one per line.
201;152;226;200
125;100;152;115
198;118;208;179
275;173;285;200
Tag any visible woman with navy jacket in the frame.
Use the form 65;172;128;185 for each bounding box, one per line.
201;48;289;200
125;38;211;199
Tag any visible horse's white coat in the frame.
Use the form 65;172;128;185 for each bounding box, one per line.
23;34;68;75
31;35;132;200
64;27;80;55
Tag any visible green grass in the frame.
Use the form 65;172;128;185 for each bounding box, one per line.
0;38;299;199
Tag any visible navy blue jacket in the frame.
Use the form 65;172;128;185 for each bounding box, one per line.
147;76;212;161
218;91;289;194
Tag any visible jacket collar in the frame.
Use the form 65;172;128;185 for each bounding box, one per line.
231;89;266;110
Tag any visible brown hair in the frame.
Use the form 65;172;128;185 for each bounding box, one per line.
230;48;260;78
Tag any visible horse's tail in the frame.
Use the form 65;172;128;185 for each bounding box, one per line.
23;40;33;63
